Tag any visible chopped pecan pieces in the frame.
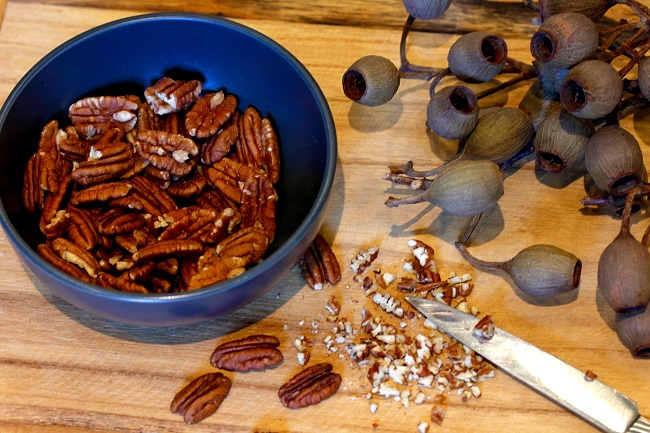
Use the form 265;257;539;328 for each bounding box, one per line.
170;372;232;424
299;234;341;290
278;362;342;409
210;335;283;372
472;314;495;342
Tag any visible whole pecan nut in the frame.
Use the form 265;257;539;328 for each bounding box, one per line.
210;334;283;372
278;362;342;409
170;372;232;424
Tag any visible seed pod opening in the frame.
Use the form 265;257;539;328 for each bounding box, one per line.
402;0;453;20
456;243;582;298
560;60;623;119
427;86;479;140
616;306;650;358
584;125;644;196
530;13;598;69
342;55;400;107
535;108;594;173
448;32;508;83
385;160;504;217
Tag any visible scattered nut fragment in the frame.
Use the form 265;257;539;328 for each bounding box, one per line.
170;372;231;424
325;295;341;316
210;334;283;372
417;421;430;433
584;370;598;382
350;245;379;274
278;362;342;409
472;314;495;342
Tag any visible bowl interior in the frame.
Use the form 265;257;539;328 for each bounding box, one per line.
0;13;336;325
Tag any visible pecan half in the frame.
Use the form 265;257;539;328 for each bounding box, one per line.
185;91;237;139
66;206;100;250
166;172;208;199
215;226;270;264
188;252;247;290
240;175;277;240
133;239;204;263
202;124;238;165
37;243;93;283
51;238;101;278
170;372;232;424
278;362;342;409
144;77;202;116
210;334;283;372
71;140;135;187
135;130;198;178
98;272;148;294
299;234;341;290
70;181;132;205
68;95;140;140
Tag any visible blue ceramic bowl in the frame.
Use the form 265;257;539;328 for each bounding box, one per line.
0;13;337;326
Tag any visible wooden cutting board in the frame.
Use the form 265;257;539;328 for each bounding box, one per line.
0;1;648;432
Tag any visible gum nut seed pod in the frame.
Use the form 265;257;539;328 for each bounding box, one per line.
530;12;598;69
535;108;594;173
584;125;644;196
456;243;582;298
447;32;508;83
539;0;614;22
342;55;400;107
463;107;534;163
518;80;562;130
385;160;504;217
427;86;479;140
638;57;650;102
616;306;650;358
599;232;650;312
402;0;452;20
533;60;570;95
560;60;623;119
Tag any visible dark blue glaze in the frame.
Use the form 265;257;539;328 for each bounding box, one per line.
0;13;337;326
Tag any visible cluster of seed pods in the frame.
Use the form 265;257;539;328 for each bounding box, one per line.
342;0;650;357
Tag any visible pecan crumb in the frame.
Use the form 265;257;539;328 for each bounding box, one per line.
472;314;495;342
584;370;598;382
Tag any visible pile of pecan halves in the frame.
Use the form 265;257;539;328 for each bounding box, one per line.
22;77;280;293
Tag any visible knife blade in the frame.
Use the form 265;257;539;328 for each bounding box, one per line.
405;296;649;433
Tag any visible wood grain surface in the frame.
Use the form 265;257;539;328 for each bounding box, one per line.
1;1;649;433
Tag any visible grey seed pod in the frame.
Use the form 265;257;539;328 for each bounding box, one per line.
599;234;650;312
402;0;452;20
638;57;650;102
535;108;594;173
456;243;582;298
533;60;570;95
385;160;504;217
598;190;650;313
584;125;644;196
447;32;508;83
342;55;400;107
463;106;534;163
560;60;623;119
427;86;479;140
518;80;562;130
531;12;598;69
539;0;614;22
616;306;650;358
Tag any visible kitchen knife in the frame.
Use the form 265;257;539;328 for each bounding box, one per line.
405;296;649;433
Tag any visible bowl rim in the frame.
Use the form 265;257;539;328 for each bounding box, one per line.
0;12;338;305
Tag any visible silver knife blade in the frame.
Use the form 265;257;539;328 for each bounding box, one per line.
405;296;649;433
